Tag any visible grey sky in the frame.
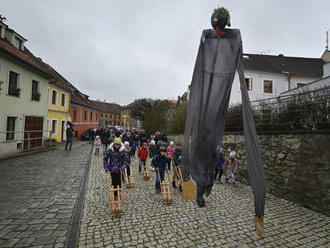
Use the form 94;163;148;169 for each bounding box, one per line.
1;0;329;105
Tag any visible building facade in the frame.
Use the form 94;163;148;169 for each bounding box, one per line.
70;92;99;138
47;82;71;142
0;20;53;155
229;54;323;105
90;100;121;128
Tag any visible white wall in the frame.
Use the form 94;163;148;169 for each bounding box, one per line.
281;76;330;97
324;62;330;78
229;70;320;105
230;70;288;105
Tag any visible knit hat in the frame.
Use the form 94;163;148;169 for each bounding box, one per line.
114;138;122;145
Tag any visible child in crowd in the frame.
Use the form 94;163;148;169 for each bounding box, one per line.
149;140;157;159
124;141;131;178
103;138;128;199
137;142;149;173
225;151;239;187
166;141;175;170
94;135;102;155
172;142;183;190
153;146;167;193
149;140;157;171
215;148;225;184
130;142;137;159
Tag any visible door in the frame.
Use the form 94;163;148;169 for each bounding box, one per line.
24;116;44;151
61;121;66;141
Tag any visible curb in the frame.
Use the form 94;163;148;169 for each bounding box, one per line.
65;144;93;248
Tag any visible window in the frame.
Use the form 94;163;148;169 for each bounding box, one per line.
73;109;77;121
84;111;87;120
101;113;103;117
14;37;22;50
8;71;20;97
263;80;273;94
297;83;305;88
240;78;253;91
52;90;57;105
6;117;16;140
52;120;57;134
61;93;65;107
96;113;98;120
90;112;93;121
31;80;40;101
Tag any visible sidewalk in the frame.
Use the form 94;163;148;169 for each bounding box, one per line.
0;143;92;248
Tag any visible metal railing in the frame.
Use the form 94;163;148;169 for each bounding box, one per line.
0;129;55;153
225;86;330;134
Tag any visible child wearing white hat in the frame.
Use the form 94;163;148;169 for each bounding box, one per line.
94;135;102;155
225;151;239;187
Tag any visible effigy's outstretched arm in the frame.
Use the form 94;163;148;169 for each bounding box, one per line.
180;32;206;200
236;32;266;236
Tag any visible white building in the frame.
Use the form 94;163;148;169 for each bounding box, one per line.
229;53;323;105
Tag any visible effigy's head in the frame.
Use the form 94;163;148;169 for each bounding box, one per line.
211;7;231;30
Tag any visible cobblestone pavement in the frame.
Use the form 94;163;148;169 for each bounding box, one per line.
0;143;92;248
79;151;330;248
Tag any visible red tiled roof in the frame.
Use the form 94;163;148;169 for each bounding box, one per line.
90;100;122;113
0;38;53;78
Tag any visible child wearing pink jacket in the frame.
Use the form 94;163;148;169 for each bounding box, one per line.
166;141;175;170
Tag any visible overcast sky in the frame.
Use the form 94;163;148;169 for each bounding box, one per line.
1;0;329;105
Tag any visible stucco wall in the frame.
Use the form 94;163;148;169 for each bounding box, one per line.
0;54;50;154
229;70;319;105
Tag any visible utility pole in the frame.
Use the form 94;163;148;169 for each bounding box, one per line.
326;30;329;51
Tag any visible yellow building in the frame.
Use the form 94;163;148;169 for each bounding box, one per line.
121;107;132;129
47;75;71;142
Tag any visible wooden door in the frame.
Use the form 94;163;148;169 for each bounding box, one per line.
24;116;43;151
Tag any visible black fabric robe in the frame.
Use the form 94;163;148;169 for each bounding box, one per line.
181;28;266;217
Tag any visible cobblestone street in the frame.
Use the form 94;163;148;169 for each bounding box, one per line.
79;152;330;248
0;143;91;248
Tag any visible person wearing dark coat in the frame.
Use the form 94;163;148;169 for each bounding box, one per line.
65;122;74;150
172;143;183;189
101;128;111;154
153;146;167;193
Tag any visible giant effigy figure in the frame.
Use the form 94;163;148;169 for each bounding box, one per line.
181;8;266;235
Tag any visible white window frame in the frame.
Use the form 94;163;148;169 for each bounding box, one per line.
263;79;274;94
6;116;17;141
51;89;58;106
51;119;58;135
7;69;21;96
239;77;253;92
61;119;67;140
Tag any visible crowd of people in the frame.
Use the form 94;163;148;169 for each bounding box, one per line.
99;127;239;205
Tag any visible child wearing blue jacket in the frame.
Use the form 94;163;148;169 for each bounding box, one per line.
153;145;168;193
215;148;225;184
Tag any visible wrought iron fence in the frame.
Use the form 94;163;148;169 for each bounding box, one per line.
0;130;55;153
225;86;330;134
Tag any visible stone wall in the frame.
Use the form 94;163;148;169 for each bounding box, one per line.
168;134;330;216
